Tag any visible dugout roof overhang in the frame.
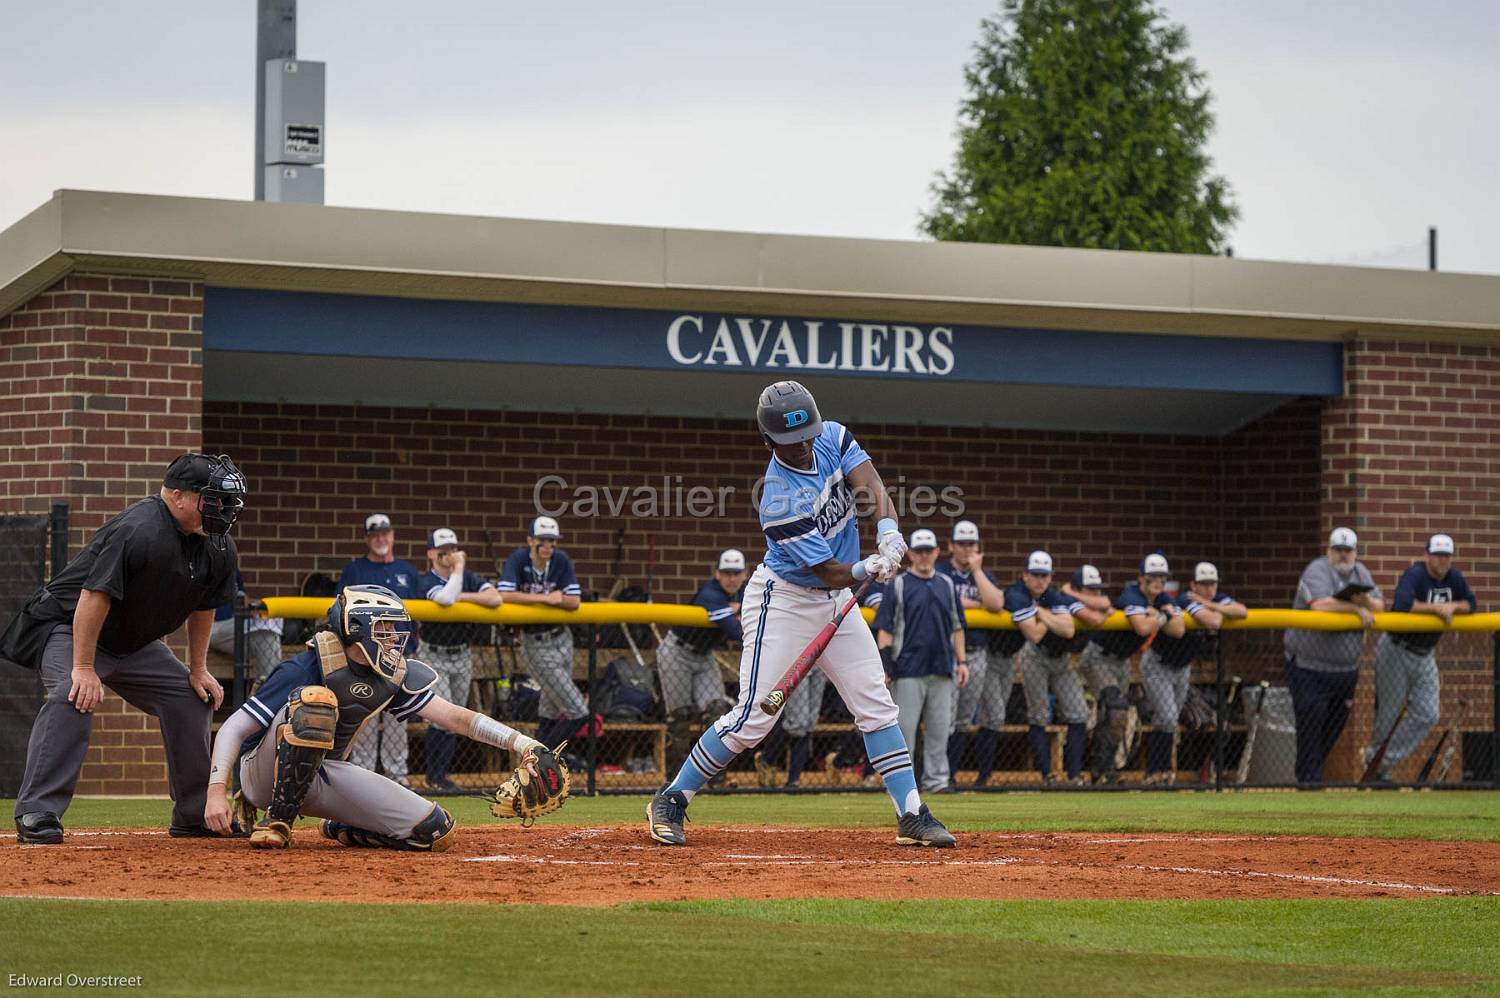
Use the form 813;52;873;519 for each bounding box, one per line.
5;190;1500;435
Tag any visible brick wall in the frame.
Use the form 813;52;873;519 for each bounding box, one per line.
0;272;204;795
204;403;1316;602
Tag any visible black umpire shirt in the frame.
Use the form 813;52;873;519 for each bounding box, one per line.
32;496;238;657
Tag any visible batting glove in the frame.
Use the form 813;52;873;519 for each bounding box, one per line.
854;553;900;583
876;518;907;564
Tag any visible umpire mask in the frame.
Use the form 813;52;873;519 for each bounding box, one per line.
199;454;247;545
332;585;411;682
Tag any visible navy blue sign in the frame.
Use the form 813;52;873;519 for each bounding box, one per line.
204;288;1342;396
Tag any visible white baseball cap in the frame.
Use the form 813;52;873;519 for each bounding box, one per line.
910;529;939;551
1194;561;1219;583
1329;527;1358;550
717;548;747;572
428;528;459;549
1071;564;1103;588
364;513;392;533
1428;533;1455;555
1026;550;1053;574
952;520;980;543
1141;553;1170;576
530;515;561;539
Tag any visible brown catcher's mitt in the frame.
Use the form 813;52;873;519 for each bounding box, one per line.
486;743;571;826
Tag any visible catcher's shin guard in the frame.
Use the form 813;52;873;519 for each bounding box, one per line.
250;685;337;849
320;806;455;853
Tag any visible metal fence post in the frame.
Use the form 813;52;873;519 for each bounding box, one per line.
48;502;69;580
1214;632;1227;792
232;596;249;709
587;623;598;796
1492;632;1499;790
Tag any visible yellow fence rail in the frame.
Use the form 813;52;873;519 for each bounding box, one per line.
257;597;1500;633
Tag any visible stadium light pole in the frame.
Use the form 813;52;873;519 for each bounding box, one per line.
255;0;297;200
1428;226;1438;271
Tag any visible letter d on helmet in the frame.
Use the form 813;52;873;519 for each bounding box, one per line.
757;380;823;444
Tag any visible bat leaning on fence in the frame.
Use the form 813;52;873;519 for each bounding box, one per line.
1235;681;1271;785
760;577;875;715
1198;676;1242;784
1422;696;1471;784
1360;701;1409;783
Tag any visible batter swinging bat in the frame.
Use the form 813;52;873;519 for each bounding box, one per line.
760;577;875;715
1235;681;1271;785
1360;701;1408;783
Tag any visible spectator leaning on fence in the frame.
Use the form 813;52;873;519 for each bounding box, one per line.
1285;527;1385;784
875;529;967;794
1364;534;1475;783
661;549;745;778
339;513;424;787
498;516;587;752
1140;561;1246;784
935;519;1005;789
418;527;502;794
1013;551;1093;784
209;569;284;685
1061;564;1124;781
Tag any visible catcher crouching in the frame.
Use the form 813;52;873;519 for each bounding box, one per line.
204;585;568;850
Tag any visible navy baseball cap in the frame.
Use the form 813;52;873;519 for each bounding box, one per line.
1071;565;1103;588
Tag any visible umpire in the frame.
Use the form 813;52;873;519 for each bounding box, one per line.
9;454;244;844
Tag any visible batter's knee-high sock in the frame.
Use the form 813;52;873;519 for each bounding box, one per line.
972;727;1000;785
787;733;812;784
1064;723;1087;779
666;725;737;802
946;729;970;778
863;723;920;815
1028;724;1051;776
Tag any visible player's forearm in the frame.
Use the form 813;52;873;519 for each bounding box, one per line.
186;610;214;671
974;573;1005;611
810;560;860;589
208;709;261;787
458;589;503;608
70;590;112;671
1217;601;1249;619
501;591;553;606
847;459;896;524
468;707;540;753
1043;611;1075;639
431;572;465;606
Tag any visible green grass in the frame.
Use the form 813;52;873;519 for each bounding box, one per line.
1;897;1494;997
18;788;1500;840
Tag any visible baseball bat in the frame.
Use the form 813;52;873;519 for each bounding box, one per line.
759;577;875;715
1361;702;1408;783
1432;697;1470;784
1235;681;1271;785
1199;676;1242;784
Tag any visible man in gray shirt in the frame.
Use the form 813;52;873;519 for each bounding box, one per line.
1284;527;1385;783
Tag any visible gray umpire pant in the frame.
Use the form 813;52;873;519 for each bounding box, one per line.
656;632;731;718
523;628;587;720
15;626;212;828
894;673;956;793
239;703;435;839
1370;634;1441;769
1140;649;1191;728
1019;643;1089;725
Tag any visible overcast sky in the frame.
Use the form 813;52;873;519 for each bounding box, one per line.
3;1;1497;274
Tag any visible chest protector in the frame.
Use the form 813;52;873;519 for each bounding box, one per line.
313;631;403;759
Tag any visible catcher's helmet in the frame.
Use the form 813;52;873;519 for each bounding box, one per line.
756;380;823;445
328;585;411;681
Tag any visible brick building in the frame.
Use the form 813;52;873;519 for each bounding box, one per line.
2;190;1497;792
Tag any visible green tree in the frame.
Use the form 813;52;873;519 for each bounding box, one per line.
922;0;1237;253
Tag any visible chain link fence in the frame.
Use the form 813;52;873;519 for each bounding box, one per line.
243;601;1499;794
0;507;63;796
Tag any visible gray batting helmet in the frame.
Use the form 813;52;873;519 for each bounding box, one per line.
757;381;823;444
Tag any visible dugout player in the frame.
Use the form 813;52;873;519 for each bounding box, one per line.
1077;554;1177;782
339;513;423;786
1286;527;1384;784
1364;534;1475;782
204;585;546;849
11;454;244;844
935;520;1004;787
499;516;587;751
1006;551;1092;784
647;381;954;847
662;549;744;772
876;529;967;794
1139;561;1243;783
418;527;502;793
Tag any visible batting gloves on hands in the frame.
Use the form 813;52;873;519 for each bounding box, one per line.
855;553;900;583
876;518;907;564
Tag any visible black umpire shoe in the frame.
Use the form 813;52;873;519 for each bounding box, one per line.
15;812;64;845
169;820;247;838
646;788;690;846
896;804;956;848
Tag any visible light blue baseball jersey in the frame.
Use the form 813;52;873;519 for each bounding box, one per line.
759;420;871;587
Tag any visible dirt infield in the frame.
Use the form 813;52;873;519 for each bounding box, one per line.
6;826;1497;905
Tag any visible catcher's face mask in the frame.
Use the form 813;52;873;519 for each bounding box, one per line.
338;587;411;681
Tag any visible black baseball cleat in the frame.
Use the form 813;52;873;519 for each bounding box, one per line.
169;820;247;838
646;788;690;846
15;812;64;845
896;804;956;848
